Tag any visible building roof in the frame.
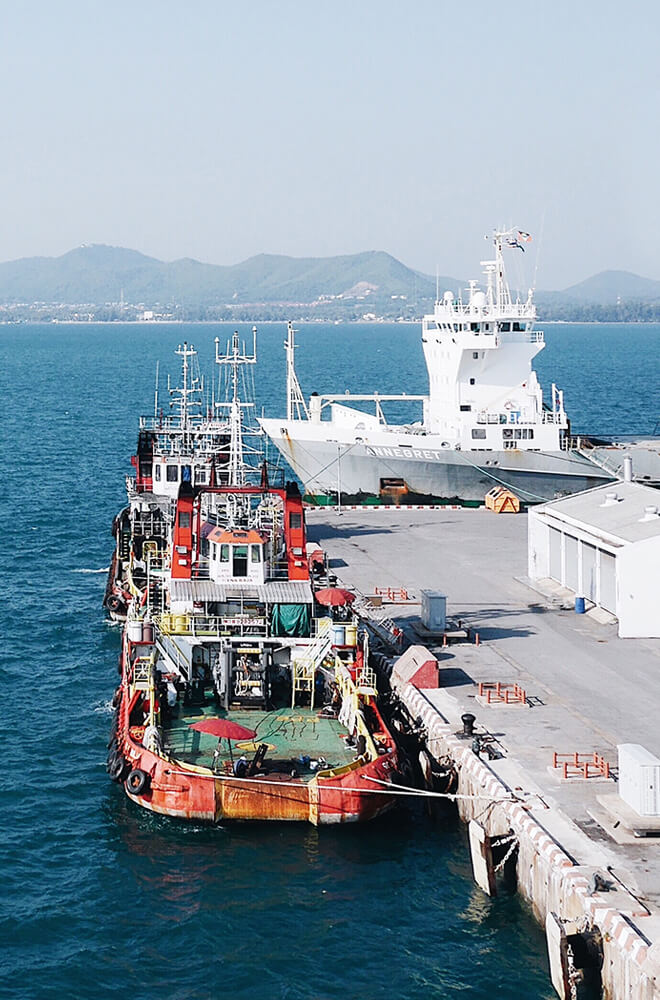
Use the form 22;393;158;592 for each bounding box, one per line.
533;481;660;545
205;527;265;545
170;579;313;604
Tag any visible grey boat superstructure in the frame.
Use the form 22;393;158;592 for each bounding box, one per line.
260;230;659;503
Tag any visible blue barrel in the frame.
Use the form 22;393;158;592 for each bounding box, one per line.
575;596;586;614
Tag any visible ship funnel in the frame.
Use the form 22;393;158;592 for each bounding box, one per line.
600;492;621;507
640;505;660;522
622;455;633;482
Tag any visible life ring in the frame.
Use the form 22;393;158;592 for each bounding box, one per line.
106;594;125;614
126;768;150;795
108;752;127;782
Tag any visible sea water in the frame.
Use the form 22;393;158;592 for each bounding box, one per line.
1;322;657;1000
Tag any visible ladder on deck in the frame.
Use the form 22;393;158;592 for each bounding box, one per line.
291;620;333;708
351;593;402;648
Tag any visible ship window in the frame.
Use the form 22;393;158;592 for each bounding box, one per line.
166;465;178;482
220;544;229;562
499;322;511;332
211;542;217;560
513;322;523;332
503;428;513;439
178;511;190;528
472;352;479;359
251;545;262;563
289;512;302;531
471;429;487;440
232;545;248;578
514;428;522;439
154;464;161;481
470;323;479;332
197;468;207;484
459;405;471;412
469;378;476;385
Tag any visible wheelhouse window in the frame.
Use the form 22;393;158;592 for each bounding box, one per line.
232;545;248;577
154;464;161;481
471;428;487;439
166;465;178;482
499;322;511;332
251;545;262;563
220;544;229;563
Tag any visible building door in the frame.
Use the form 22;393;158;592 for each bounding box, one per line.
599;551;617;612
565;535;579;593
582;543;598;602
549;527;562;582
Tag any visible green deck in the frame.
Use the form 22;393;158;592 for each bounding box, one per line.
164;701;355;776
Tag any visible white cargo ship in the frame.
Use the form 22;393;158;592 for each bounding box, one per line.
260;229;659;504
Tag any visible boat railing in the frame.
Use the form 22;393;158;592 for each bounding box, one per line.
499;330;544;344
475;408;566;427
155;612;269;638
334;659;378;759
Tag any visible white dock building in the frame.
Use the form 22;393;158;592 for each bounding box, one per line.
527;479;660;638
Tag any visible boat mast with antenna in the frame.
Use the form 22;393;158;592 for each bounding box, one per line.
285;321;309;421
214;328;258;486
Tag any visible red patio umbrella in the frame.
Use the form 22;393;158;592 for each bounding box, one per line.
314;587;356;607
188;718;257;766
188;718;256;741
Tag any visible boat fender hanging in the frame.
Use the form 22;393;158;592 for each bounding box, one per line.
106;594;124;614
112;687;122;709
126;768;150;795
108;752;127;782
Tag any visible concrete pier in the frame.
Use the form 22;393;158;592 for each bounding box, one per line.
307;506;660;1000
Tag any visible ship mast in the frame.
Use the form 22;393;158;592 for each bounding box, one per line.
214;328;257;486
285;321;310;421
170;342;202;447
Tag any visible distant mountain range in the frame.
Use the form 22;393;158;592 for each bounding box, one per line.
0;244;658;320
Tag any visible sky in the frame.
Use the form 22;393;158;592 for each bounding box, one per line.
1;0;658;288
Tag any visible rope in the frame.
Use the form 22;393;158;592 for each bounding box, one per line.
493;835;519;873
159;766;521;802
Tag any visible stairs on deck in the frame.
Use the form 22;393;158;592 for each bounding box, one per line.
291;620;333;708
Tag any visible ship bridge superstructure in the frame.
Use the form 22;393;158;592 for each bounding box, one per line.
422;228;567;451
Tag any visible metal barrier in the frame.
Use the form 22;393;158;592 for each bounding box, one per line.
478;681;527;705
551;752;612;780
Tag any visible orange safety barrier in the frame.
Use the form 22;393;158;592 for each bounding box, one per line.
478;681;527;705
373;587;410;602
551;752;611;780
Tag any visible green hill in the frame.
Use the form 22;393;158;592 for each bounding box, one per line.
0;244;441;307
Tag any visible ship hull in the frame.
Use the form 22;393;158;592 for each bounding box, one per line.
260;420;614;503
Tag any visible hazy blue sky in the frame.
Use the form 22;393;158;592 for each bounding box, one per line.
1;0;658;287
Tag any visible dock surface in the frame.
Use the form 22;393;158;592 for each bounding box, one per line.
307;506;660;920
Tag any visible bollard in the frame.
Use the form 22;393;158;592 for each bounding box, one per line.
461;713;476;737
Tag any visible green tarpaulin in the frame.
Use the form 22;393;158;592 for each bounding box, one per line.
271;603;311;637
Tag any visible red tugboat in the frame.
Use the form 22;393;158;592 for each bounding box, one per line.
106;334;399;824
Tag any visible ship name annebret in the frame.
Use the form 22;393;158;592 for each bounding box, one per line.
365;445;445;461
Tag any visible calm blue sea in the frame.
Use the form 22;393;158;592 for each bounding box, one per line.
1;321;657;1000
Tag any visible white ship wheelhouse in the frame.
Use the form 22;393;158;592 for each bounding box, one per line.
420;228;567;453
